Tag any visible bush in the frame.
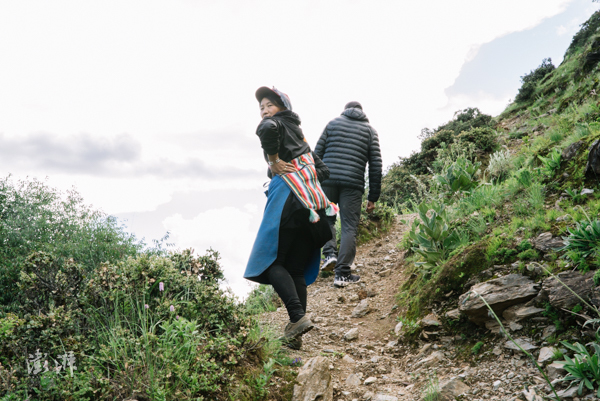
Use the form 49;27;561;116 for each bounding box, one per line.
560;218;600;264
515;58;556;103
0;176;141;311
486;149;512;183
456;127;498;153
406;201;461;270
434;157;481;197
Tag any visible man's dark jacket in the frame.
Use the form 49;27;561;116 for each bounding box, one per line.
314;107;382;202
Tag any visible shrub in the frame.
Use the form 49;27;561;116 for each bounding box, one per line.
486;149;512;183
560;218;600;264
471;341;484;355
518;249;540;261
515;58;556;103
434;157;481;197
406;201;461;270
538;148;562;178
0;176;141;311
456;127;498;153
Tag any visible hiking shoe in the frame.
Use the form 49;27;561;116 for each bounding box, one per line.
334;273;361;288
283;315;314;339
321;255;337;272
282;336;302;350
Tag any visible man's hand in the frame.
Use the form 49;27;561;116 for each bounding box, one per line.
366;201;375;214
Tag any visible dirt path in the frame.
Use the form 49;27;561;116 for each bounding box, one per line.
262;215;545;401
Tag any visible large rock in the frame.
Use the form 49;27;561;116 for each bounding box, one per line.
538;347;556;364
532;232;565;253
562;140;583;162
352;299;370;318
439;377;470;401
540;271;595;309
585;139;600;179
502;304;544;323
459;274;540;324
292;356;333;401
345;373;362;387
344;328;359;341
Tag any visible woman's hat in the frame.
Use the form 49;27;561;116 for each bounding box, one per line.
255;86;293;111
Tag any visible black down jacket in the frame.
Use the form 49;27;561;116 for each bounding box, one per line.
256;110;330;182
314;107;382;202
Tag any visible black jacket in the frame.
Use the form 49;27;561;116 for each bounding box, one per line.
256;110;329;182
314;107;382;202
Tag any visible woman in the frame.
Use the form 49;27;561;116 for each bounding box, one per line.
244;86;337;349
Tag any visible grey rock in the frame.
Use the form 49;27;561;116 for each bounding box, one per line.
562;141;584;161
459;274;540;324
504;338;537;352
373;394;398;401
352;299;370;318
493;379;502;390
585;139;600;178
439;377;470;400
344;328;359;341
522;388;544;401
538;347;556;364
378;269;391;277
292;356;333;401
445;308;461;319
582;188;595;195
541;271;595;309
503;304;545;323
532;232;565;253
385;340;397;348
421;313;442;328
509;321;523;331
547;361;567;381
342;355;355;364
493;346;503;355
345;373;362;387
394;321;403;335
364;377;377;385
416;350;445;367
556;386;579;398
542;325;557;340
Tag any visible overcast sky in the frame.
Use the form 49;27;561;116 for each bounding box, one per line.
1;0;598;298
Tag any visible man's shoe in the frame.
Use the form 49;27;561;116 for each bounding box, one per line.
322;255;337;272
282;336;302;350
283;315;314;339
334;273;360;288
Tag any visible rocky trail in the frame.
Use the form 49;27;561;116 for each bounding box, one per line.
261;215;590;401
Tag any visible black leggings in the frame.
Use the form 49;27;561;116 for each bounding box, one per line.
265;225;314;323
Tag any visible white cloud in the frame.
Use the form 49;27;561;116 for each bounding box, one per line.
557;25;569;35
162;206;260;298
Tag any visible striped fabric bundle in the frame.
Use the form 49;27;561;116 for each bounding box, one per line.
280;153;339;222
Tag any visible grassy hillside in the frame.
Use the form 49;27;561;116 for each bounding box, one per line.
389;9;600;330
0;177;297;401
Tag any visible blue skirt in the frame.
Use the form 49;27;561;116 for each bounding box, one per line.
244;175;321;285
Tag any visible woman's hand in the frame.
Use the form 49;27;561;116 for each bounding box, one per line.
270;160;297;175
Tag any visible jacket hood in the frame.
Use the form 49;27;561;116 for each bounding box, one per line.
273;110;301;126
341;107;368;122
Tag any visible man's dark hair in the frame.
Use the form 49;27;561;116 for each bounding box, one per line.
344;101;362;110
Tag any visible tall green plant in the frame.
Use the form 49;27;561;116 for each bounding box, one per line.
434;157;481;197
538;148;562;178
406;201;461;270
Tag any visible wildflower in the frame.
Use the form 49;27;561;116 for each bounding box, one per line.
159;282;164;291
170;305;175;312
144;304;149;309
176;315;180;320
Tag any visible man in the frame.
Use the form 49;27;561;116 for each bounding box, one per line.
315;101;382;287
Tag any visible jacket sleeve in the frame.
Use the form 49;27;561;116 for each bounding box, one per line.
256;118;280;156
312;151;330;183
314;126;328;160
367;127;383;202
